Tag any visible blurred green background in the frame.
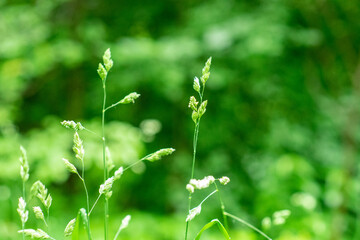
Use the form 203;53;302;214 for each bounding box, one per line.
1;0;360;239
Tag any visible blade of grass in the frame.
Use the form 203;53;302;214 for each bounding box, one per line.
195;219;231;240
72;208;92;240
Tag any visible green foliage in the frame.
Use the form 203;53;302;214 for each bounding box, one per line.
195;219;230;240
1;0;360;239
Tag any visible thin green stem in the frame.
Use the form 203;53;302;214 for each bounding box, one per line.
88;157;149;216
185;86;205;240
102;83;109;240
185;121;201;240
89;194;102;216
224;212;272;240
200;189;218;206
22;180;25;240
104;101;121;112
46;208;50;232
84;127;102;139
77;165;92;239
214;182;228;230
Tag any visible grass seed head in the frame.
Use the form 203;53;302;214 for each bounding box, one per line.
73;132;84;162
64;218;76;237
103;48;113;71
99;176;115;200
145;148;175;162
186;184;194;193
19;146;29;182
97;63;107;82
201;57;212;85
189;176;215;190
188;96;198;111
119;92;141;104
17;197;28;224
197;100;208;118
119;215;131;231
33;206;45;222
61;120;84;131
18;229;51;239
193;77;200;93
114;167;124;180
62;158;78;174
186;205;201;222
219;176;230;185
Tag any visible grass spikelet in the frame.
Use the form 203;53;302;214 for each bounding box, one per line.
186;205;201;222
33;206;46;225
19;146;29;182
188;176;215;190
145;148;175;162
62;158;78;174
64;218;76;237
18;228;53;239
73;132;84;162
219;176;230;185
61;120;84;131
17;197;28;224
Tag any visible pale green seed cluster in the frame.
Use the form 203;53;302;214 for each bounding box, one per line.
186;205;201;222
119;215;131;231
62;158;78;174
145;148;175;162
61;120;84;131
186;176;230;193
201;57;211;85
119;92;141;104
73;132;84;162
219;176;230;185
97;48;113;84
64;218;76;237
33;206;46;224
187;176;215;193
31;181;52;211
99;167;124;200
19;146;29;182
17;197;28;224
188;57;212;124
18;229;51;239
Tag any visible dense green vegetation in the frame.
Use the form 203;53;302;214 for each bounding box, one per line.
1;0;360;239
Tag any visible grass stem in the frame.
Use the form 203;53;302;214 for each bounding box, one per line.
102;82;109;240
214;182;228;230
224;212;272;240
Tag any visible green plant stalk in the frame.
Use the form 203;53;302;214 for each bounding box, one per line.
89;156;152;215
47;208;50;232
76;168;92;239
214;182;228;230
102;82;109;240
224;212;272;240
21;180;25;240
185;83;206;240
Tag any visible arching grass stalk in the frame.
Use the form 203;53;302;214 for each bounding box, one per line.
224;212;272;240
89;148;175;215
185;57;212;240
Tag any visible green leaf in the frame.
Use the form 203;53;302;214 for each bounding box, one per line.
195;219;230;240
71;208;91;240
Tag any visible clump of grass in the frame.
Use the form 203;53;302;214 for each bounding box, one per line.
16;48;175;240
184;58;275;240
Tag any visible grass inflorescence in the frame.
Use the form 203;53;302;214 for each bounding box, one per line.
16;48;175;240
